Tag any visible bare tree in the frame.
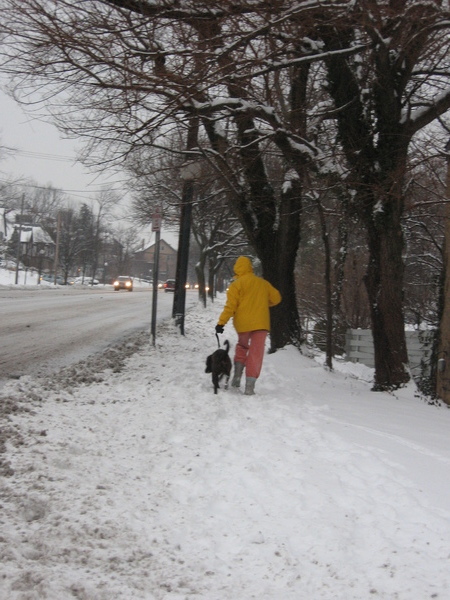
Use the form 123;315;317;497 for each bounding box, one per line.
127;145;190;239
0;0;317;350
2;1;450;390
314;2;450;389
23;185;65;231
108;225;140;277
58;206;83;283
191;185;247;306
129;143;249;303
89;190;120;282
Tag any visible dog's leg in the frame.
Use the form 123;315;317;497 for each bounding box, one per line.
218;372;230;390
212;373;219;394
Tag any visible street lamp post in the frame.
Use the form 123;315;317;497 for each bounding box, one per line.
173;161;201;335
151;207;162;346
436;138;450;405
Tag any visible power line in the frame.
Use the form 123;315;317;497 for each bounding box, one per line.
0;177;126;195
3;146;76;163
0;147;130;196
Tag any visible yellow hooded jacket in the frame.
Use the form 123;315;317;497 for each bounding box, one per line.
218;256;282;333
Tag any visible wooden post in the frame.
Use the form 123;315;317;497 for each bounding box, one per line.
14;195;24;285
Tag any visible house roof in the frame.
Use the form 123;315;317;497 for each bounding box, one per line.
158;239;176;251
136;238;177;255
13;224;54;245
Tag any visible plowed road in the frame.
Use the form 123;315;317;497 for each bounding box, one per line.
0;286;195;383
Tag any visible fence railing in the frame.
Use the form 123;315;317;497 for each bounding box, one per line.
345;329;435;378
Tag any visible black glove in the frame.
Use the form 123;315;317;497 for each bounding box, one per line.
215;324;224;334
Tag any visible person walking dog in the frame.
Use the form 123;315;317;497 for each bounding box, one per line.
215;256;281;395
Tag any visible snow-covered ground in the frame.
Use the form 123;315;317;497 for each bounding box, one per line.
1;277;450;599
0;266;153;289
0;265;42;287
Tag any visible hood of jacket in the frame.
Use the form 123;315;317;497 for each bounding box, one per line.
233;256;253;277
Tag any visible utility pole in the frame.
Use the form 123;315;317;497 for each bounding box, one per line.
14;195;24;285
436;139;450;405
53;212;61;285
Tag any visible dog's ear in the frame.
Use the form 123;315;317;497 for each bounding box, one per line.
205;355;212;373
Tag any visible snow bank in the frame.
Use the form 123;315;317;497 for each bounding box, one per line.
0;300;449;599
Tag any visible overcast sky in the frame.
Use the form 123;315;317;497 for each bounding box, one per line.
0;88;129;203
0;88;178;248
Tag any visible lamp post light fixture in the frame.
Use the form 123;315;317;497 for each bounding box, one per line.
173;160;201;335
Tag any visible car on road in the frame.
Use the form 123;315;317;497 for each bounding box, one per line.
41;274;67;284
113;275;134;291
163;278;176;292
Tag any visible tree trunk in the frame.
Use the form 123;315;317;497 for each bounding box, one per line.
256;181;303;351
195;262;206;307
365;210;409;390
266;259;301;352
315;196;333;369
203;108;304;351
207;259;215;302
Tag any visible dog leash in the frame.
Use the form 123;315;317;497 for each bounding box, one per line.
215;333;221;348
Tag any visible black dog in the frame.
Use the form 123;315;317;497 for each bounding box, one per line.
205;340;232;394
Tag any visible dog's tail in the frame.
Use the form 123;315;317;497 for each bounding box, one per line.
223;340;230;354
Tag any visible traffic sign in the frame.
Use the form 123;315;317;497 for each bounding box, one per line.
152;210;162;232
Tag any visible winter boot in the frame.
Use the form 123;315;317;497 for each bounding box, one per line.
244;377;256;395
231;362;245;387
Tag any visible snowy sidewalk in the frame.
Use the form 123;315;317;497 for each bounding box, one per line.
1;302;450;599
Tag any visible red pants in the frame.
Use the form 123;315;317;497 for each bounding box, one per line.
234;330;268;379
